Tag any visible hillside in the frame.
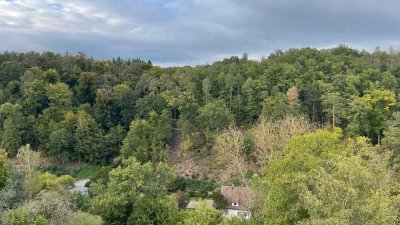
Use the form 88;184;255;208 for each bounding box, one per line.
1;46;400;224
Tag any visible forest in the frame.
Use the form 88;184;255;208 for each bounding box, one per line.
1;45;400;224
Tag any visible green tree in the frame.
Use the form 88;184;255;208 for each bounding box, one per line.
121;119;153;162
178;202;221;225
103;125;126;163
347;89;396;144
382;112;400;168
76;72;98;104
257;130;396;225
0;103;27;156
113;83;137;127
0;150;9;189
22;79;48;116
41;69;61;84
43;82;73;121
91;157;178;225
74;110;103;164
198;100;233;131
121;110;172;163
321;92;347;127
261;93;289;121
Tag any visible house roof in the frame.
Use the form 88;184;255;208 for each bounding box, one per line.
221;186;252;211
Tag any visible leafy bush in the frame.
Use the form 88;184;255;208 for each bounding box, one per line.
71;192;91;211
68;212;102;225
211;191;227;209
37;165;71;177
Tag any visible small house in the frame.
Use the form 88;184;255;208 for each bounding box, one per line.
221;186;252;219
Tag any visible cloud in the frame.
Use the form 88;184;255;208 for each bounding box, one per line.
0;0;399;66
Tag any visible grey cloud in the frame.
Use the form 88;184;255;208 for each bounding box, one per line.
0;0;399;66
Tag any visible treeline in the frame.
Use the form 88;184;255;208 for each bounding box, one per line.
0;46;399;163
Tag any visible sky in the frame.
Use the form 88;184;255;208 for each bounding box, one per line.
1;0;400;67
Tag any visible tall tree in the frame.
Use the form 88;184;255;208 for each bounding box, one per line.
74;110;103;164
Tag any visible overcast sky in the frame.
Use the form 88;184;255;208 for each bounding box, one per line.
1;0;400;66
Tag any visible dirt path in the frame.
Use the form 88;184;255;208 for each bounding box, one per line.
169;123;199;178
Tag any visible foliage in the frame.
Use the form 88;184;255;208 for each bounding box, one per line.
2;191;74;225
178;203;222;225
91;157;178;225
68;212;103;225
210;191;227;209
1;48;400;224
73;165;100;180
256;130;397;225
0;149;8;189
121;110;172;163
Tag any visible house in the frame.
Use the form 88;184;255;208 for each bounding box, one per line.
68;179;90;196
186;199;215;210
221;186;252;219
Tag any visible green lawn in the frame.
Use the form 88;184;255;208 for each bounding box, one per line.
73;165;100;179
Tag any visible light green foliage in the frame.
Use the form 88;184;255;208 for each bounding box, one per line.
347;89;396;143
178;203;221;225
257;130;397;225
68;212;103;225
44;82;73;120
28;172;75;196
91;157;178;225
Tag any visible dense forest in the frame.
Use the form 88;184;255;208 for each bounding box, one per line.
1;46;400;224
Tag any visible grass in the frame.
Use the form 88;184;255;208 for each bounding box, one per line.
73;165;100;180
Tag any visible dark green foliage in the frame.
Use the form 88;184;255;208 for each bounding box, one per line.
0;154;8;189
198;100;233;131
76;72;99;104
0;61;25;87
74;110;104;164
37;165;71;177
71;192;91;211
211;191;227;209
0;103;27;156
